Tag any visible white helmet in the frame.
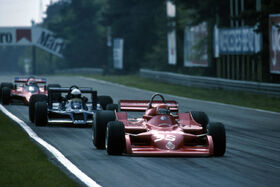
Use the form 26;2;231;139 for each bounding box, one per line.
71;88;81;98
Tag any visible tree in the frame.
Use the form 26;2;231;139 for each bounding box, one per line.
44;0;107;68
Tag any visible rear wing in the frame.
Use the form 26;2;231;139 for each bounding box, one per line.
48;87;97;110
119;100;178;112
14;77;47;84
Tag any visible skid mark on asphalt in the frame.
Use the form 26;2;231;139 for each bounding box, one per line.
0;104;101;187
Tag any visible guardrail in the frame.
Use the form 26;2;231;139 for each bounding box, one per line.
55;68;103;75
140;69;280;96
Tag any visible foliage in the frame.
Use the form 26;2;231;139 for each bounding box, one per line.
44;0;107;68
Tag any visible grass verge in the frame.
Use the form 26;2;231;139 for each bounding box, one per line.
0;111;79;187
84;74;280;113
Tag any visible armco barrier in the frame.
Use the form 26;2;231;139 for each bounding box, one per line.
55;68;103;75
140;69;280;96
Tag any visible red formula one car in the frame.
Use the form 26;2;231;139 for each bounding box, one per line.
92;93;226;156
0;76;58;105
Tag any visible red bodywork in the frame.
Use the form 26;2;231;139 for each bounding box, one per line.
116;100;214;156
10;78;47;104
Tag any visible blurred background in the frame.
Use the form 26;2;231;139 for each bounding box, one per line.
0;0;280;83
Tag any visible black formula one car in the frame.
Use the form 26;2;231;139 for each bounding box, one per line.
30;85;117;126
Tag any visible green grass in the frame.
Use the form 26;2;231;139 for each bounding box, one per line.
84;74;280;113
0;112;79;187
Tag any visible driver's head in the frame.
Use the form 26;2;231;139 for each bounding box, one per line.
70;88;81;99
27;78;36;86
156;104;170;115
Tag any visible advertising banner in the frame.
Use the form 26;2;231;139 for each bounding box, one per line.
167;30;177;65
214;26;261;57
269;14;280;74
0;26;65;57
32;27;65;58
113;38;124;69
184;22;208;67
0;27;32;46
166;0;176;65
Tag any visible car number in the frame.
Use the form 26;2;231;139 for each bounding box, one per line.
154;134;176;142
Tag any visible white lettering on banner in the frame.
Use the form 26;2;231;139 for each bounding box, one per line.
214;26;261;56
32;27;64;57
37;31;64;56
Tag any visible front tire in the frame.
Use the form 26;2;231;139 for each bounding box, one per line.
208;122;226;156
92;110;115;149
1;87;11;105
34;101;48;126
106;121;125;155
29;94;48;122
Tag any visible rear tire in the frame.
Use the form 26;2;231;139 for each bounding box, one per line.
92;110;115;149
208;122;226;156
1;87;11;105
106;121;125;155
34;101;48;126
98;96;113;110
29;94;48;122
106;104;119;111
191;111;209;131
0;83;13;99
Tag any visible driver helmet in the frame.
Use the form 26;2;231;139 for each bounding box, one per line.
70;88;81;99
156;104;170;115
27;79;36;86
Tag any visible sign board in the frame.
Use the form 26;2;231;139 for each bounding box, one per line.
184;22;208;67
269;14;280;74
214;26;261;57
167;30;177;65
0;26;65;57
113;38;124;69
32;27;65;58
0;27;32;46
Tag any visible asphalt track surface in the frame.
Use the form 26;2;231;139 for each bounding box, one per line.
1;75;280;187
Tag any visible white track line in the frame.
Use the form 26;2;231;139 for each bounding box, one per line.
81;76;280;115
0;104;101;187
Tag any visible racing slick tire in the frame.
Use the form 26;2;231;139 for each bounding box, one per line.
1;87;11;105
93;110;116;149
34;101;48;126
97;96;113;110
29;94;48;122
47;84;61;101
106;121;125;155
0;82;13;99
191;111;209;132
106;104;119;111
207;122;226;156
